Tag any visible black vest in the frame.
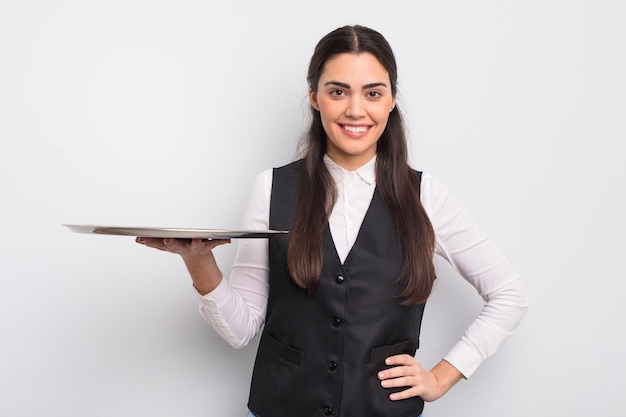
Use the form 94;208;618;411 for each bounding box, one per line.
248;160;426;417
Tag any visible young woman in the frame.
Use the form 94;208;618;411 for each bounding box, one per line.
137;25;528;417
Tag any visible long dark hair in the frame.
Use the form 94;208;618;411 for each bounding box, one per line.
287;25;436;305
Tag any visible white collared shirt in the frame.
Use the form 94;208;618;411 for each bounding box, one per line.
197;155;528;378
325;154;377;262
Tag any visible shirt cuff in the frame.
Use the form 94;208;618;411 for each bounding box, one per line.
443;340;484;378
195;277;231;311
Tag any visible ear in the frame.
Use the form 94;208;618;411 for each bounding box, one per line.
309;88;320;111
390;97;396;112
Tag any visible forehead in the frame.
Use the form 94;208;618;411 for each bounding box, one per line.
319;52;390;85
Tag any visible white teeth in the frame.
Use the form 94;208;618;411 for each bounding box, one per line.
344;125;367;133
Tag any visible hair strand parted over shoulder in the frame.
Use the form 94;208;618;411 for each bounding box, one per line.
287;25;436;305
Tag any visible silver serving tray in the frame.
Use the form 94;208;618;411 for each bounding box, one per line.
63;224;288;239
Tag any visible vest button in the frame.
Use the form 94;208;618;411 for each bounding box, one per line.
332;317;342;327
328;361;337;371
323;406;333;415
335;275;344;284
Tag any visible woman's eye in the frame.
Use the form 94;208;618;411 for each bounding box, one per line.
330;89;345;97
368;91;381;99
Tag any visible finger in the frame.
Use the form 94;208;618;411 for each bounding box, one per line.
378;355;420;380
385;354;417;366
388;386;421;401
137;237;191;254
378;366;402;380
187;238;231;253
136;237;230;255
136;237;169;251
380;375;416;389
164;238;207;255
207;238;231;248
163;237;185;250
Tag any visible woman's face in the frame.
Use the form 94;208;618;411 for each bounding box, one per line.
309;52;395;170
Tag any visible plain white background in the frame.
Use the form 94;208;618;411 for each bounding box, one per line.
1;0;624;416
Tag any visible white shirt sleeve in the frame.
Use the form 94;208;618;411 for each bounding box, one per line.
421;172;529;378
196;169;273;348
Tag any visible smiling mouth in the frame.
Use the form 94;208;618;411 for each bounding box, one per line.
343;125;369;133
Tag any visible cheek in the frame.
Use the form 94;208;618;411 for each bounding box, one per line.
318;113;337;137
372;109;392;125
317;97;345;117
319;108;342;128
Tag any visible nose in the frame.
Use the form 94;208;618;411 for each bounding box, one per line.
345;96;365;118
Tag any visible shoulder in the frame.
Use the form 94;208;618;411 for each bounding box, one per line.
416;171;453;210
253;159;304;190
272;159;304;184
409;169;436;193
273;159;303;174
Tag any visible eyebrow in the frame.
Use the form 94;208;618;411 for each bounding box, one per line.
324;81;389;90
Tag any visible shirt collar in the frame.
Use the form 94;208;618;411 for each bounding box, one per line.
323;154;377;185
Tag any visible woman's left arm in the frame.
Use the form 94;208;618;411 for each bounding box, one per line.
379;173;529;401
423;173;529;378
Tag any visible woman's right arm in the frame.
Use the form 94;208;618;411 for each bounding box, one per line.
136;169;273;349
195;169;273;348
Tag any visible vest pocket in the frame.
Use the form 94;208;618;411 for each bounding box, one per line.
249;332;307;413
367;339;424;417
261;332;304;366
369;339;413;364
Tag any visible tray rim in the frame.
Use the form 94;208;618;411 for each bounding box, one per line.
63;224;289;239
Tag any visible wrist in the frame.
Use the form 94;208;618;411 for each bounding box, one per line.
426;360;464;401
182;253;223;295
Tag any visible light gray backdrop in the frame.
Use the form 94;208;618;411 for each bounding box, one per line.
1;0;624;416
